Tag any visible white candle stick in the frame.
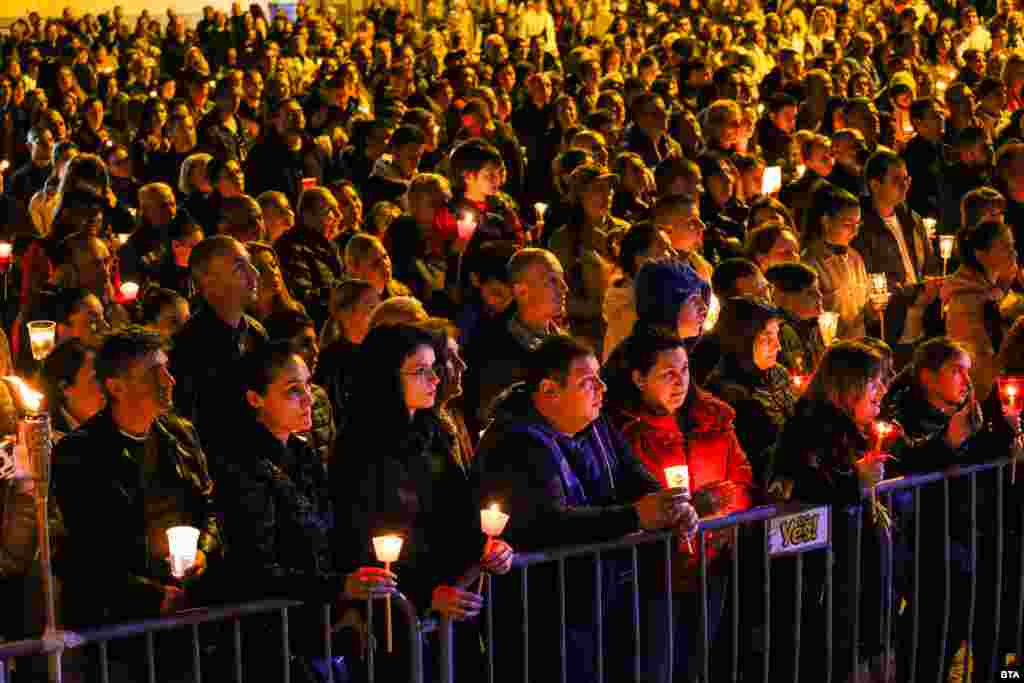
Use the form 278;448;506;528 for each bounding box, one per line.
372;535;403;653
478;504;510;593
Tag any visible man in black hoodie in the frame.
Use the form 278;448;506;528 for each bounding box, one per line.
474;334;697;683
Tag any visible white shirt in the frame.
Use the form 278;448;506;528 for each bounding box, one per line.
518;7;557;55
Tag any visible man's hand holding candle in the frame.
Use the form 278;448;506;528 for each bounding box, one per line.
480;539;514;575
343;566;398;601
432;585;484;621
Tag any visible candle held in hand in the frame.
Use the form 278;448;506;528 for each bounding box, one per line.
372;535;404;563
167;526;200;579
456;211;477;241
480;503;510;537
663;465;690;494
27;321;56;361
120;281;140;303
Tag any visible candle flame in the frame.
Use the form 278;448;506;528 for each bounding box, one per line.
490;503;500;512
4;376;43;413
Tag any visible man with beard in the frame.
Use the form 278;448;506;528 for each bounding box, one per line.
53;327;221;680
169;236;267;459
244;97;329;205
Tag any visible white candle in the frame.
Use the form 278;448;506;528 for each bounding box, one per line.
663;465;690;494
923;218;937;240
939;235;955;260
120;281;140;302
703;293;720;332
480;503;510;537
534;203;548;221
167;526;200;579
818;311;839;347
372;535;404;563
4;376;43;413
456;211;477;241
27;321;56;361
761;166;782;195
0;242;12;260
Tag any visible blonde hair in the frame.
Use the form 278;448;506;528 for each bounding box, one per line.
369;296;428;329
178;152;213;195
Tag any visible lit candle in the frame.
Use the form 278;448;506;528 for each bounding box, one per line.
4;376;43;414
372;535;403;652
120;281;140;303
818;311;839;347
939;235;955;261
663;465;689;493
27;321;56;361
0;241;12;270
998;377;1024;418
534;202;548;221
761;166;782;195
795;164;806;179
456;211;477;241
703;293;720;332
789;369;811;393
480;503;510;537
923;218;937;240
869;273;888;295
113;233;130;247
167;526;200;579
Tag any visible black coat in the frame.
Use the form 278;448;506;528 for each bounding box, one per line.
52;410;221;625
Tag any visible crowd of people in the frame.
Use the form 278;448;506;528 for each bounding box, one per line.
0;0;1023;680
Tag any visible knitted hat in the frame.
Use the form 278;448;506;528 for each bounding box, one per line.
634;258;710;331
887;70;917;98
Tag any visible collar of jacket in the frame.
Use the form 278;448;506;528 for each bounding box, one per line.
507;313;554;353
885;381;951;442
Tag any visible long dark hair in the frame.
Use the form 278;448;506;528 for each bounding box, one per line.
604;328;690;416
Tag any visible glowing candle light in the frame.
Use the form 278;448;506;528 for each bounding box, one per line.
27;321;56;361
818;311;839;347
372;535;404;652
939;235;955;275
167;526;200;579
0;242;12;271
789;369;811;393
120;281;140;303
761;166;782;195
456;211;477;241
534;202;548;221
663;466;693;552
923;218;937;241
480;503;510;537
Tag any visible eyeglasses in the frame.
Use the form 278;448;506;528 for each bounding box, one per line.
401;366;440;382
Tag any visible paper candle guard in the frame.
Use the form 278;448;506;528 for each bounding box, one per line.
167;526;200;579
372;535;403;653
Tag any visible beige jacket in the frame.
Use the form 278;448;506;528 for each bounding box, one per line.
803;241;869;340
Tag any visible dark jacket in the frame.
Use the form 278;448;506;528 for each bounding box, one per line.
473;384;660;552
332;409;482;610
169;305;268;459
198;111;249;163
216;419;342;604
245;131;329;205
901;135;944;219
303;384;335;469
51;409;221;625
777;311;825;374
853;197;940;343
754;117;792;166
622;123;683;169
314;337;359;433
274;225;344;329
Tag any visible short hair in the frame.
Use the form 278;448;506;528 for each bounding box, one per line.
655;157;700;194
746;223;798;262
344;233;386;270
912;337;970;381
189;235;241;277
523;334;595;393
369;296;428;329
219;195;264;242
94;325;167;393
651;194;698;226
257;190;291;215
407;173;450;201
263;309;316;342
711;258;761;297
800;133;831;162
766;92;798;114
390;123;426;149
958;220;1010;273
507;248;557;284
960;186;1006;229
329;278;375;314
617;222;663;278
141;287;186;326
449;138;503;188
764;262;818;293
864;147;904;189
466;240;517;284
139;182;174;209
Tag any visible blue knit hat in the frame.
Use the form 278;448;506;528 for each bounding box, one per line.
634;258;711;330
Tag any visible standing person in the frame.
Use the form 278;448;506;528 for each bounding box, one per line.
216;341;396;681
169;236;266;462
473;334;699;683
244;98;329;205
705;297;795;482
315;279;380;420
52;328;222;680
764;263;827;374
333;324;513;680
604;329;753;681
768;341;890;682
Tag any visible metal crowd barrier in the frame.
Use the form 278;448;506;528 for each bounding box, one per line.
0;593;427;683
438;455;1024;683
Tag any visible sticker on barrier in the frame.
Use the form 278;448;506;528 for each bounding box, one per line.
767;506;830;556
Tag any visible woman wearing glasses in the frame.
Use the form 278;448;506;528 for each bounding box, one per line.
332;323;513;680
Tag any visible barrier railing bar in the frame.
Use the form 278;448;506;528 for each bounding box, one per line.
558;558;566;683
630;546;640;683
1018;502;1024;664
910;487;921;683
826;505;833;683
322;604;334;683
762;520;770;683
664;535;673;683
145;631;156;683
192;623;202;683
366;592;374;683
883;491;895;683
794;552;803;683
699;529;709;682
852;505;862;674
594;551;603;683
938;479;951;683
98;641;109;683
966;472;977;667
993;466;1005;678
874;456;1012;495
233;618;243;683
488;569;497;683
521;566;528;683
440;616;453;683
0;658;6;683
732;525;740;683
280;608;290;683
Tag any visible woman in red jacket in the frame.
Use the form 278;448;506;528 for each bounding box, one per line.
604;328;753;682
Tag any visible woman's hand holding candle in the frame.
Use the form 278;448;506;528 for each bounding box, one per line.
480;539;514;575
343;566;398;600
432;585;484;621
